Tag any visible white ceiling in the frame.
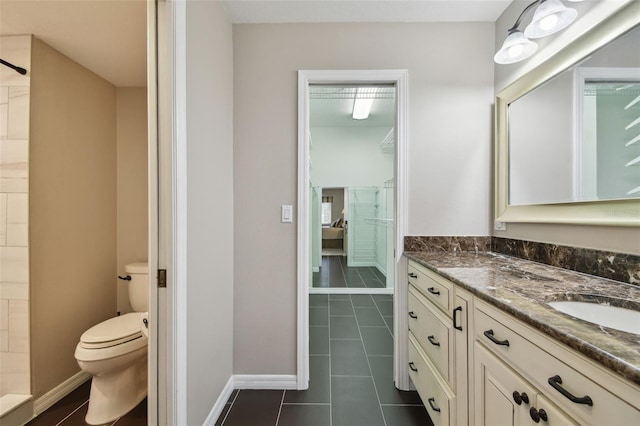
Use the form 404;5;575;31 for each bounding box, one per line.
222;0;514;23
0;0;512;88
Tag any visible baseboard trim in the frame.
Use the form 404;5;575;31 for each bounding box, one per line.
203;374;297;425
233;374;298;390
202;376;234;426
34;371;91;416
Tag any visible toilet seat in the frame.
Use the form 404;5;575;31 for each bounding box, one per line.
75;313;148;362
80;313;143;349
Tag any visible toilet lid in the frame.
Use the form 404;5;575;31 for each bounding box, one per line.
80;313;143;349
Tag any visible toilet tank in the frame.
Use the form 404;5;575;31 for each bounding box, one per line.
125;262;149;312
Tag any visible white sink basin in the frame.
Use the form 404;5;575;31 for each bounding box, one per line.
548;301;640;335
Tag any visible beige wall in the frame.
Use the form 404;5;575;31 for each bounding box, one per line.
233;22;495;374
0;35;31;396
116;87;148;313
186;1;235;423
493;0;640;255
29;38;117;398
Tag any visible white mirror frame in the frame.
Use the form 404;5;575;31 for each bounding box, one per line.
495;2;640;227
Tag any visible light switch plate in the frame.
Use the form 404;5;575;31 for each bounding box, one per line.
282;205;293;223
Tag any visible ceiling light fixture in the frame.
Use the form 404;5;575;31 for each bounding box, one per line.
352;88;375;120
494;0;582;65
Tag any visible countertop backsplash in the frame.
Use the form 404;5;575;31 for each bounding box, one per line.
404;236;640;286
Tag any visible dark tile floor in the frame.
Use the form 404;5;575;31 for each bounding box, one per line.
216;294;433;426
25;380;147;426
313;256;386;288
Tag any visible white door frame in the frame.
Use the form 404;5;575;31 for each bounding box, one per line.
155;0;187;423
147;0;159;424
297;70;410;391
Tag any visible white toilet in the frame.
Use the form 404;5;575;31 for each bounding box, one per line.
75;262;149;425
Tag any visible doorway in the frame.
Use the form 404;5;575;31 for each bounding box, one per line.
297;70;410;392
309;85;396;293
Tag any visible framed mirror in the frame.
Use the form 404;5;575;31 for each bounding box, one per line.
495;2;640;226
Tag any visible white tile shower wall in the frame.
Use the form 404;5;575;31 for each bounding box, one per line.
0;35;31;396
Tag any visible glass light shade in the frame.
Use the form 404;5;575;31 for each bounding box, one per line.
524;0;577;39
494;31;538;64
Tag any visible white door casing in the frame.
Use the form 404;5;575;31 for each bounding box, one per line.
297;70;410;391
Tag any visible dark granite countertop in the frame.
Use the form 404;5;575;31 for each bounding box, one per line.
405;251;640;386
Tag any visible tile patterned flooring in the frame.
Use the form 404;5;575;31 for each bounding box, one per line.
27;259;421;426
217;294;433;426
25;380;146;426
312;256;386;288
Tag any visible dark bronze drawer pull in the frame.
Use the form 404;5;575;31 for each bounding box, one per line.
428;397;441;413
427;287;440;296
453;306;463;331
483;329;510;347
408;311;418;319
548;375;593;406
409;362;418;372
408;272;418;278
427;335;440;346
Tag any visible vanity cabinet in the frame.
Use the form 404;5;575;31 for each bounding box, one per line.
407;260;472;426
474;299;640;426
406;257;640;426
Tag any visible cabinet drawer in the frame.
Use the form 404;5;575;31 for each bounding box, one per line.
409;334;454;426
408;261;453;314
475;301;640;425
408;285;453;385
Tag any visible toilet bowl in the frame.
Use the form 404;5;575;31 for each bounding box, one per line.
75;262;149;425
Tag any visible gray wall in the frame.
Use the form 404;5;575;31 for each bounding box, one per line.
185;1;234;424
233;22;495;375
494;0;640;254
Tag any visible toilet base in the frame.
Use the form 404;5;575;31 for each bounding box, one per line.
84;353;147;425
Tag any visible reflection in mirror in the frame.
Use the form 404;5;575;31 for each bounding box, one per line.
508;25;640;206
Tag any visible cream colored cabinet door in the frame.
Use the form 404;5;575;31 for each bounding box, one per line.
474;343;536;426
475;343;577;426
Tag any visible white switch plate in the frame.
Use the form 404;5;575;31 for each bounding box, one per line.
494;221;507;231
281;205;293;223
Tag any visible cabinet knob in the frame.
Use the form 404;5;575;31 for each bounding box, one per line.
409;362;418;372
408;311;418;319
408;273;418;278
529;407;548;423
512;391;529;405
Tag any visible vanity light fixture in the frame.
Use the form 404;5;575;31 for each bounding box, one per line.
352;88;375;120
494;0;583;65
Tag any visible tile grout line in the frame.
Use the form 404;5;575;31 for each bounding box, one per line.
218;388;240;426
372;297;394;338
55;400;89;426
350;295;388;426
281;402;331;406
274;390;286;426
339;256;350;288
